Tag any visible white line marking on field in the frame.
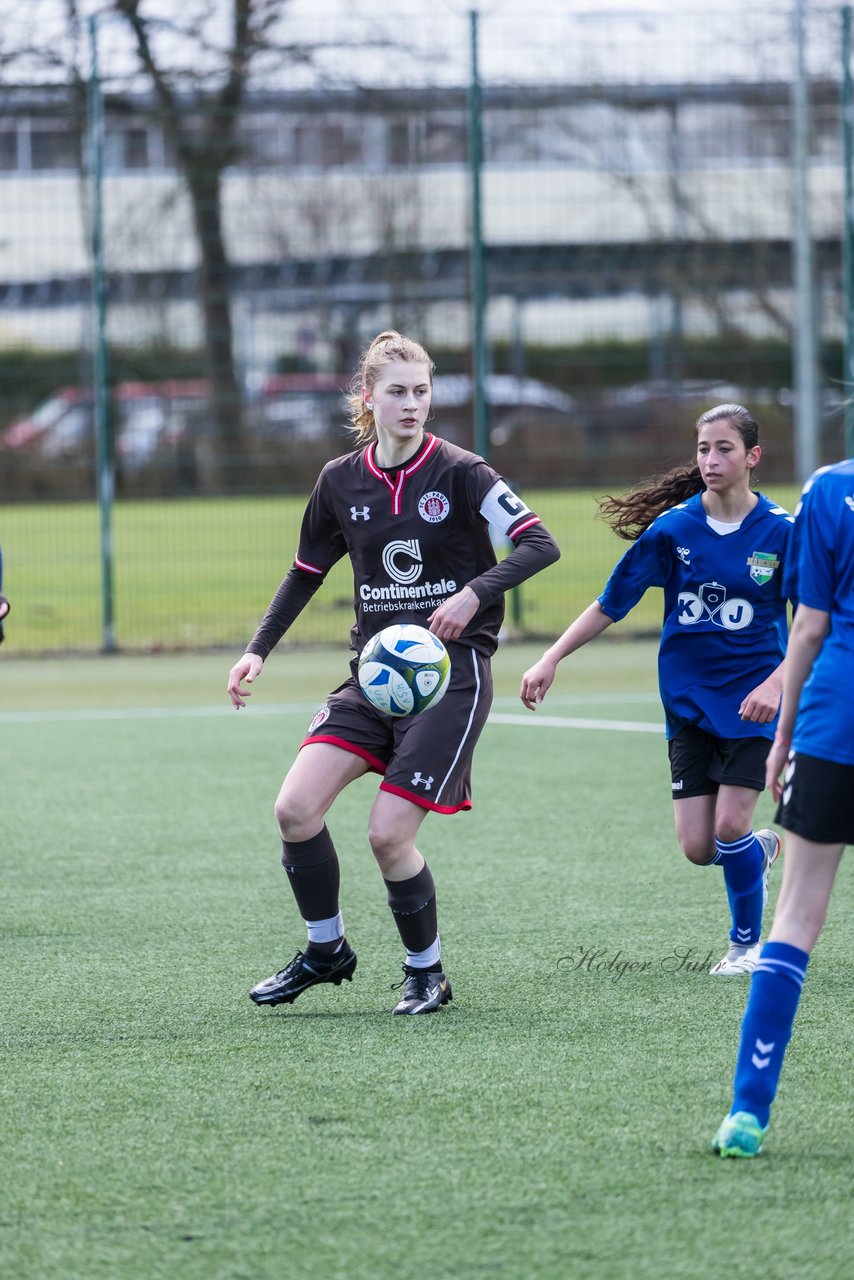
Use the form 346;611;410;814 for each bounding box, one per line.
0;703;664;734
0;703;312;724
489;713;663;734
490;692;660;708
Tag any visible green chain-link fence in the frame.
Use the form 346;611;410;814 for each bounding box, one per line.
0;2;847;653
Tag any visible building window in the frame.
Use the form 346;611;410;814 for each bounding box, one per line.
238;116;293;169
0;128;18;171
486;111;543;164
124;127;152;169
30;124;77;171
422;117;466;165
104;126;152;171
388;119;414;167
293;120;363;169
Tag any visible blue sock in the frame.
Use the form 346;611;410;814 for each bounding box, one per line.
731;941;809;1126
716;831;764;946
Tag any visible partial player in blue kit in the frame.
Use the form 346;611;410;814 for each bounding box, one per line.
712;457;854;1157
520;404;794;975
0;542;9;644
227;331;559;1015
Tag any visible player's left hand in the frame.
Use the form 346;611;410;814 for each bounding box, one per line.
428;585;480;642
738;675;782;724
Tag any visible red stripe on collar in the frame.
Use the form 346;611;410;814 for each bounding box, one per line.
365;434;438;514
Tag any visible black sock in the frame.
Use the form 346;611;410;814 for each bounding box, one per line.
281;826;341;926
304;938;344;961
306;936;345;957
384;863;438;956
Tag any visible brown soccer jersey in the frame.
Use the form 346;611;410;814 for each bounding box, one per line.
246;433;559;660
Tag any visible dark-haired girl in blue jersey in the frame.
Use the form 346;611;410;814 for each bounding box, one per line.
713;457;854;1157
521;404;794;976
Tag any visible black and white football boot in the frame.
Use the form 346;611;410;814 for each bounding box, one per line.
391;964;453;1015
249;941;357;1007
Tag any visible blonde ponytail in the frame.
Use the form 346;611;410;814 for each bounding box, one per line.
345;330;435;444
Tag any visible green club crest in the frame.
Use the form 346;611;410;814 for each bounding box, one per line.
746;551;779;585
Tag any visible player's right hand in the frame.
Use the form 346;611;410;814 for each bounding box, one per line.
519;657;556;710
227;652;264;709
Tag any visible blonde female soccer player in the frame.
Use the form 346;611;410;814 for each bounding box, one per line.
228;332;559;1014
520;404;794;976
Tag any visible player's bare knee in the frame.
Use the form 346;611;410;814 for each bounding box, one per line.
681;839;715;865
715;816;750;845
367;822;403;875
367;821;391;861
274;792;318;842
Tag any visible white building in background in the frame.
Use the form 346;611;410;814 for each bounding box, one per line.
0;80;845;366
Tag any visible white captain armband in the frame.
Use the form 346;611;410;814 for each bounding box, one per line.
479;479;533;536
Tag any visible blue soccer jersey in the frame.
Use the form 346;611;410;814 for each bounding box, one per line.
598;492;794;739
785;459;854;766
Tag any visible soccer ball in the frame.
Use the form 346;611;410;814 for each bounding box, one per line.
357;624;451;718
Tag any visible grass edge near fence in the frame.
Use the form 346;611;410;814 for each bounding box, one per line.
0;486;803;654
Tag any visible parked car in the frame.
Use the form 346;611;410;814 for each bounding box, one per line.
1;386;93;455
0;380;209;464
0;371;576;465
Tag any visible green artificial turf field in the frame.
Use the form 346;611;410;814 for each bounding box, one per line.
0;486;803;653
1;644;850;1280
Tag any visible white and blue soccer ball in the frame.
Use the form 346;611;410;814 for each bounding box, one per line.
357;624;451;718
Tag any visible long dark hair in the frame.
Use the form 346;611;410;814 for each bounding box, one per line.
598;403;760;541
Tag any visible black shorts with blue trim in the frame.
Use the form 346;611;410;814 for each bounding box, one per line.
300;641;493;814
667;724;771;799
776;749;854;846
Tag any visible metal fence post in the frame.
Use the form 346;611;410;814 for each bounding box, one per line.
792;0;820;483
87;15;116;652
467;9;489;463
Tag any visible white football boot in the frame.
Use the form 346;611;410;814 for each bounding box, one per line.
709;941;762;976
